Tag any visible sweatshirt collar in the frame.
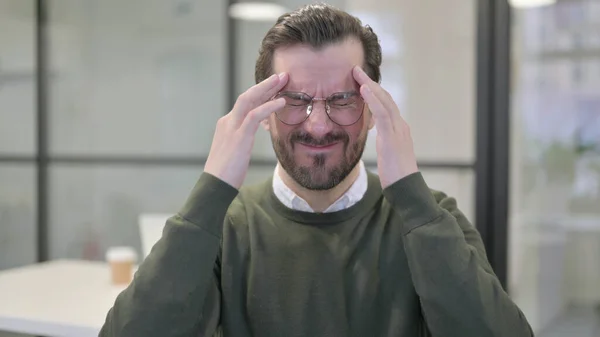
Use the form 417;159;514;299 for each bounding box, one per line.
272;161;368;213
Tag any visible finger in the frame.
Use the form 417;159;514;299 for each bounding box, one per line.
353;66;398;114
380;89;406;126
352;65;373;86
253;72;288;103
241;97;286;135
233;73;288;118
360;84;393;135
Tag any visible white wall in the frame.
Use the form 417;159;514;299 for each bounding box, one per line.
351;0;476;219
47;0;227;156
0;1;37;274
0;0;478;262
508;3;600;333
0;0;36;154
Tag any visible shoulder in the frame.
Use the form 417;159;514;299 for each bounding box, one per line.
427;187;471;224
220;177;274;251
429;188;458;210
225;176;274;225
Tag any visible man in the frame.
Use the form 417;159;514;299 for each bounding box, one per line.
100;3;533;336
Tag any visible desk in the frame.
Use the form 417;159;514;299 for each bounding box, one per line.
0;260;126;337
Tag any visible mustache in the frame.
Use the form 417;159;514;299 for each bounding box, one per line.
289;132;349;146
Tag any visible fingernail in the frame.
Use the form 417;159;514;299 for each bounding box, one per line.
278;73;286;80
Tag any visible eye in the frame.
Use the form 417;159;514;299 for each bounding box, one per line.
330;93;359;107
278;93;311;107
332;101;354;107
287;99;309;107
329;92;359;105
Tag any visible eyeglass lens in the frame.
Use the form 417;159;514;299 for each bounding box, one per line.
274;92;364;126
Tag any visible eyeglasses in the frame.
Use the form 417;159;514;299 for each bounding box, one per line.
273;91;365;126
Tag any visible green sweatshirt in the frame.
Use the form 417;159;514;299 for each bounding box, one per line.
99;171;533;337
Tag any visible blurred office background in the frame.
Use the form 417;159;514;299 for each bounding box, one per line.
0;0;598;336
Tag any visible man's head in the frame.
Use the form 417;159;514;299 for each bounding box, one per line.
257;3;382;190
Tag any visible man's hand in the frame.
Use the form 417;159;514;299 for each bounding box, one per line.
204;73;288;189
353;66;419;189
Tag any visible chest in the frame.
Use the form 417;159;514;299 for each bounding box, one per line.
219;213;423;335
225;209;415;282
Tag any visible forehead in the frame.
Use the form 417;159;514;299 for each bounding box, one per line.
272;38;364;93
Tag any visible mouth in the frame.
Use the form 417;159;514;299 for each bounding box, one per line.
297;142;340;151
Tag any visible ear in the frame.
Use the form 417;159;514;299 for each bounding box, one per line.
261;118;271;131
367;108;375;130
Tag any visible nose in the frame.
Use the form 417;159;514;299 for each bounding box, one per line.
303;100;334;137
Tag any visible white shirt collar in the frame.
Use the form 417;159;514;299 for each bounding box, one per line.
272;161;368;213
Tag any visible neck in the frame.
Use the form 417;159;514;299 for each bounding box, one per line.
278;162;362;213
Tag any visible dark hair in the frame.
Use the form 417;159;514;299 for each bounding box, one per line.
254;3;382;84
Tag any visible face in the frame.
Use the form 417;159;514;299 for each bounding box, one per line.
263;38;374;190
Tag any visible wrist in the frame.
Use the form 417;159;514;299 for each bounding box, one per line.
382;172;442;234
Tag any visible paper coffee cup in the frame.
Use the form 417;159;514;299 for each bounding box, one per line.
106;246;138;285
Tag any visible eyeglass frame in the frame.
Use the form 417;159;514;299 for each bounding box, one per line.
272;90;366;126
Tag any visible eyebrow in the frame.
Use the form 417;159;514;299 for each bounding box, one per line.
281;90;359;97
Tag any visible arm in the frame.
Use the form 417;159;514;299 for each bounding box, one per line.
383;172;533;337
99;173;237;337
99;70;288;337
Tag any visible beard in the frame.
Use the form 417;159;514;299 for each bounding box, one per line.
272;129;367;191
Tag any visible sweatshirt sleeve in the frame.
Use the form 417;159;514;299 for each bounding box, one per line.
99;172;238;337
382;172;533;337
